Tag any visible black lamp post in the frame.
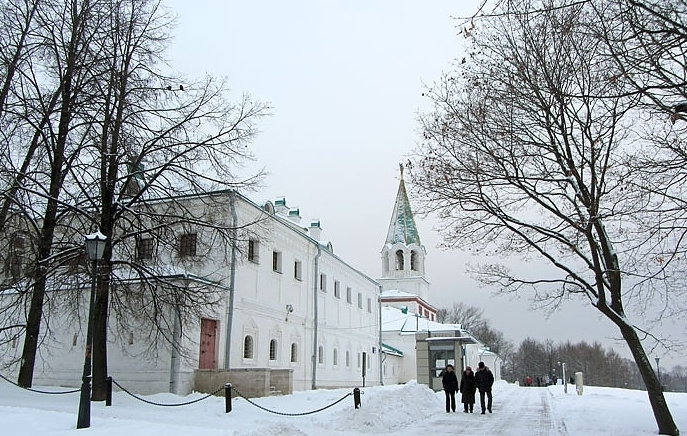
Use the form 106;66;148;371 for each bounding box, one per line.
76;230;106;429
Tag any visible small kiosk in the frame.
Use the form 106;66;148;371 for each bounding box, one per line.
415;330;478;391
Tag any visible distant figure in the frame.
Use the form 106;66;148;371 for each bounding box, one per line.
475;361;494;414
525;375;533;387
441;364;459;413
459;366;477;413
552;375;557;386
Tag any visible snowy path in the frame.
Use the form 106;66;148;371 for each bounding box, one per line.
395;386;566;436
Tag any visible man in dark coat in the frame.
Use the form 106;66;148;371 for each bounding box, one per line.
459;366;477;413
475;361;494;414
441;364;459;412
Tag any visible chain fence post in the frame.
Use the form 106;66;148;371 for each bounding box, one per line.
106;376;113;406
353;387;361;409
225;383;232;413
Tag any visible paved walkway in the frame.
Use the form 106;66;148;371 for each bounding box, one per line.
396;386;567;436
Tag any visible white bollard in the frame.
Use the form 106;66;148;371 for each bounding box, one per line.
575;372;584;395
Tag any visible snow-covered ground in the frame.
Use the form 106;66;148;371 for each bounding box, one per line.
1;379;686;435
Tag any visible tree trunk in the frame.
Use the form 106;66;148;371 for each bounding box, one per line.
618;322;679;436
17;268;46;387
91;263;111;401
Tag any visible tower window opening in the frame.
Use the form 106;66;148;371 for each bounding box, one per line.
395;250;404;270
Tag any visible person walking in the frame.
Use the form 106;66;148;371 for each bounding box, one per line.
459;366;477;413
475;361;494;414
441;364;459;413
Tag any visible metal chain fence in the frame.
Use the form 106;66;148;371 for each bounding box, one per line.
0;372;361;416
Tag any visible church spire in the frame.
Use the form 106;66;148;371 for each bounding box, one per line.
385;163;421;246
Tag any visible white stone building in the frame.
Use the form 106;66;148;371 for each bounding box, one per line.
1;168;499;396
1;191;381;396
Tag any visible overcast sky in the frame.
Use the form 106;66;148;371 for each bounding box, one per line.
163;0;680;367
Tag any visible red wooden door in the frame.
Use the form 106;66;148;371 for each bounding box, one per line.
199;318;217;369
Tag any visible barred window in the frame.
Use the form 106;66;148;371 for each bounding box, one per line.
179;233;197;257
136;238;153;260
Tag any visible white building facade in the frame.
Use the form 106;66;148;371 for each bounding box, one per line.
1;191;381;395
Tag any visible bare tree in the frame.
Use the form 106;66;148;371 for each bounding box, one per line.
409;0;679;433
1;0;268;399
436;302;486;330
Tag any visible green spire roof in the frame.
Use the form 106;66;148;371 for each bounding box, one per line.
385;165;421;246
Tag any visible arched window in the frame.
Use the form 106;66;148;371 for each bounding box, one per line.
318;345;324;364
346;350;350;367
333;348;338;366
395;250;404;270
290;342;298;363
243;335;254;359
269;339;277;361
410;250;418;271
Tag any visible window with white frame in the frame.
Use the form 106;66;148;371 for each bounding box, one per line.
357;292;363;309
319;273;327;292
294;260;302;280
333;348;338;366
367;297;372;313
346;350;350;367
318;345;324;364
248;239;259;263
243;335;254;359
334;280;340;298
290;342;298;363
272;250;282;273
346;287;352;304
269;339;277;361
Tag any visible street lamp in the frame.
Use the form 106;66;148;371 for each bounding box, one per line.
76;230;107;429
655;356;661;388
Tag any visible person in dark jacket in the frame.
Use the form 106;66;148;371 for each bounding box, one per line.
459;366;477;413
441;364;459;412
475;361;494;414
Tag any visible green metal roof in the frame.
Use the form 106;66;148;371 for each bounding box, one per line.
385;167;421;246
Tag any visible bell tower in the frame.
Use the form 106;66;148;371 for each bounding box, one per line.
378;164;430;301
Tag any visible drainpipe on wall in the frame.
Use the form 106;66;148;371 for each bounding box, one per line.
169;277;185;393
378;288;383;386
224;191;238;369
311;244;322;390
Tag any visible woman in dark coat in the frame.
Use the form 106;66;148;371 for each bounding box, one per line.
441;364;459;412
459;366;477;413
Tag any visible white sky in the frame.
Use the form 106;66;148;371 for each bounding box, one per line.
162;1;681;367
2;379;686;435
